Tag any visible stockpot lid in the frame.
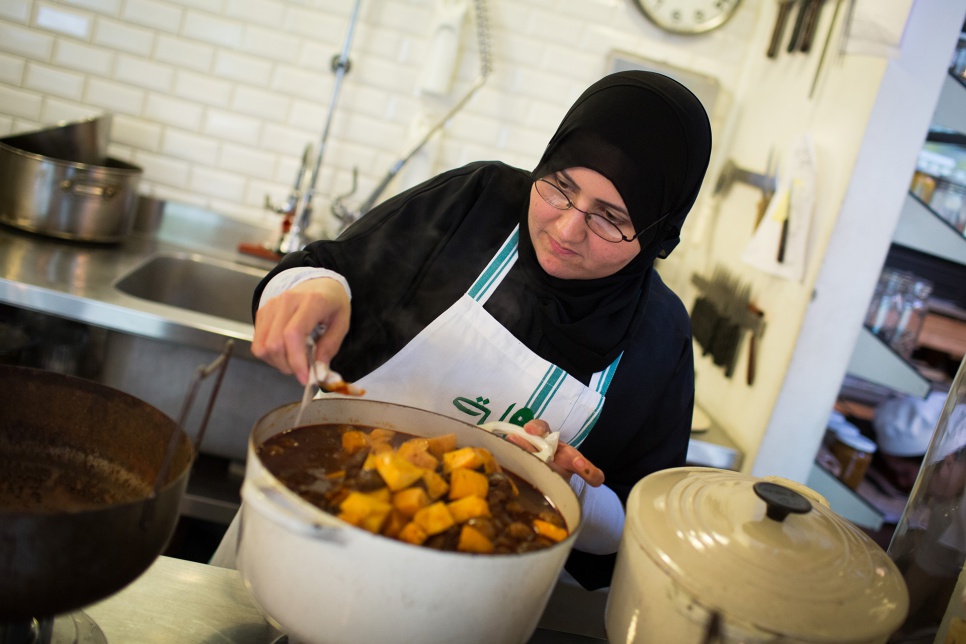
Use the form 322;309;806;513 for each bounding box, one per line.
625;467;909;641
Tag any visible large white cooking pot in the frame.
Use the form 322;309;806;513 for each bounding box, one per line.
605;467;909;643
236;397;581;644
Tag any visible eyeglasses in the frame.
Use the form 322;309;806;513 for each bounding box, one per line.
534;178;669;244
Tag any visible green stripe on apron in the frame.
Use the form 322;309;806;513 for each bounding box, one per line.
594;353;623;394
526;366;567;417
468;228;519;302
569;354;622;447
569;396;605;448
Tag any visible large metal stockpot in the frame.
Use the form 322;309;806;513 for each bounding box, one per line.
0;344;230;625
236;397;582;644
605;468;910;643
0;366;193;622
0;115;142;243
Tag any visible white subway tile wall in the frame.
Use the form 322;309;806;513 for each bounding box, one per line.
0;53;25;85
35;4;92;39
0;0;759;227
92;18;153;56
0;1;31;23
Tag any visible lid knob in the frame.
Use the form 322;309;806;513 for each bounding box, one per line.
753;481;812;522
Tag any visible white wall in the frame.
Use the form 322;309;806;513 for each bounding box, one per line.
0;0;760;237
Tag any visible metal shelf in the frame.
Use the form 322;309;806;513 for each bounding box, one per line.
847;326;932;398
932;72;966;135
893;192;966;266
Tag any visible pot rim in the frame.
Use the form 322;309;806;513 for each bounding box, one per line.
0;140;142;175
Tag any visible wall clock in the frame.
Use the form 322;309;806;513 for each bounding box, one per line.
631;0;741;35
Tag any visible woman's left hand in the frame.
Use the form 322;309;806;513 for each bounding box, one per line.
507;419;605;487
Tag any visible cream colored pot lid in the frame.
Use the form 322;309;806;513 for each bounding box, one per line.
625;467;909;641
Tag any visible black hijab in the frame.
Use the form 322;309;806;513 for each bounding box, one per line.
518;71;712;373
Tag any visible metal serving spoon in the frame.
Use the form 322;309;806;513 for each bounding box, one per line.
293;324;363;427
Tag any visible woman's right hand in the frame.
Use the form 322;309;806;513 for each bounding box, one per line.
251;277;351;385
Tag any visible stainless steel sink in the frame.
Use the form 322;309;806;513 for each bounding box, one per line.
114;252;267;324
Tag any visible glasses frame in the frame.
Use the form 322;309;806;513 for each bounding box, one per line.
534;178;670;245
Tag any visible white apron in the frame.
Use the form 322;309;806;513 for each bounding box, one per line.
354;226;621;448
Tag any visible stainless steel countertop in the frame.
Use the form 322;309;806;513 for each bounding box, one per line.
0;203;277;357
686;411;743;471
84;556;609;643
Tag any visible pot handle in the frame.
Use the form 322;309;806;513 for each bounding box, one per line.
753;481;813;522
59;178;119;199
152;340;234;497
242;478;347;544
760;475;830;508
477;421;558;463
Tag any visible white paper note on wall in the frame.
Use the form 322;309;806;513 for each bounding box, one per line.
741;134;817;282
843;0;917;58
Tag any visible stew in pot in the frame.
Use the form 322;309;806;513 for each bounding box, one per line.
0;437;152;512
259;424;569;554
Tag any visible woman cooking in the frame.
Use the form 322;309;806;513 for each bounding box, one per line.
212;70;712;590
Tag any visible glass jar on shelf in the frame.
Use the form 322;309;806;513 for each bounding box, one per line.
951;36;966;80
957;204;966;236
912;167;939;204
865;269;911;345
931;173;966;231
891;276;934;360
912;150;956;205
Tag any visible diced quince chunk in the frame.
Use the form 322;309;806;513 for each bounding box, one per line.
532;519;568;543
338;491;392;533
392;487;430;518
458;525;494;554
397;438;440;470
398;521;428;545
369;428;396;449
342;430;369;454
413;501;455;536
373;451;425;491
361;439;393;465
366;487;391;503
475;447;502;474
426;433;458;459
442;447;484;473
422;469;450;500
339;490;392;518
449;467;489;500
447;496;491;523
360;513;388;534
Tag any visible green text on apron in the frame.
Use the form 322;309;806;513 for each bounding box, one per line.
354;226;620;448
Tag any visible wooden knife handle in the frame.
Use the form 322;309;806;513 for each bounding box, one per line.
747;333;757;386
746;304;764;386
799;0;824;53
768;0;795;59
787;0;809;53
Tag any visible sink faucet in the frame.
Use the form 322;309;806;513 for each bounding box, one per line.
273;0;361;254
266;143;312;254
277;200;312;254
